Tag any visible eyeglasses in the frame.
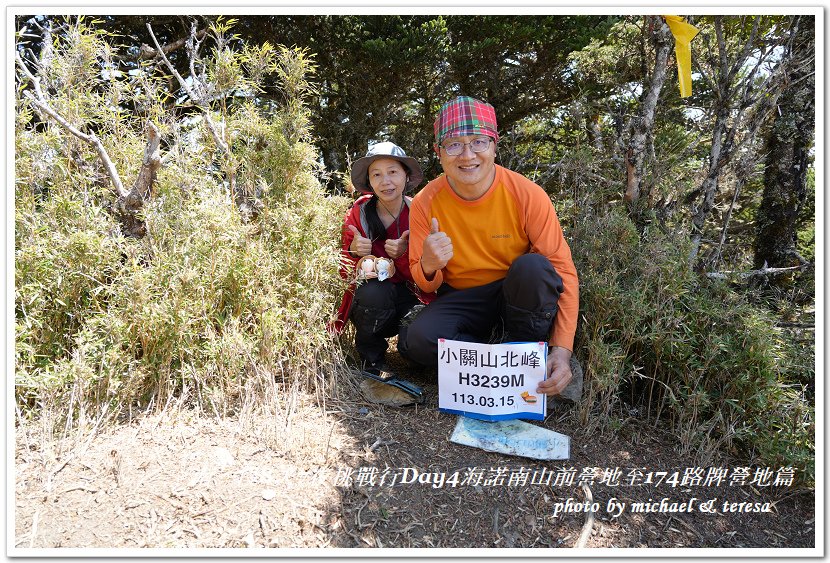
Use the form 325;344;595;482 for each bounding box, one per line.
440;137;493;156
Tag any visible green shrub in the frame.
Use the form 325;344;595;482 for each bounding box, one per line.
572;208;814;481
15;19;351;429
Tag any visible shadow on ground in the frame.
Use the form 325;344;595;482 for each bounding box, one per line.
14;350;815;550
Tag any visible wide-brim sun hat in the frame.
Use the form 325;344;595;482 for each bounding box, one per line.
350;141;424;193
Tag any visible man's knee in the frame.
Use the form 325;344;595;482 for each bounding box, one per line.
504;254;563;310
508;253;560;281
399;313;438;366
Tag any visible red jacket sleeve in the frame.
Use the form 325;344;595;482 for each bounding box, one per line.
339;195;373;276
330;196;372;333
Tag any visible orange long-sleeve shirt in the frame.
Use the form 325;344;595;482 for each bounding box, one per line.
408;165;579;351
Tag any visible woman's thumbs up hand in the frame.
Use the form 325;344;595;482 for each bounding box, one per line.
347;224;372;257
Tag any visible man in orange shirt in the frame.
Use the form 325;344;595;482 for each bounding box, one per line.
399;96;579;397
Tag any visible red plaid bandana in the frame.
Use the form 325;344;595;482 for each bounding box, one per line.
434;96;499;147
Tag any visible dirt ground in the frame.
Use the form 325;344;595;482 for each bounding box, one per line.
13;367;816;552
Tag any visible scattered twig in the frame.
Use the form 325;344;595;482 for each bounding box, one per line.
29;509;40;548
110;449;123;486
58;484;99;495
705;263;810;280
153;492;187;512
258;510;269;534
389;522;422;535
776;322;814;329
355;497;371;529
574;484;595;548
324;424;335;464
367;438;395;453
338;507;363;545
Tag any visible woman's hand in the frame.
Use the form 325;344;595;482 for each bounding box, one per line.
384;230;410;259
347;225;372;256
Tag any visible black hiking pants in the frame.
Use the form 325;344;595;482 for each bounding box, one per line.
399;253;564;367
350;279;420;368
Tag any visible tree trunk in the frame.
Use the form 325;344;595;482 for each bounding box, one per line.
687;15;789;265
754;16;815;272
587;112;603;152
689;106;729;260
116;121;162;238
321;145;342;193
625;16;672;206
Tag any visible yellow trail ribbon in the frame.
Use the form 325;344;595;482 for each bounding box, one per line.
663;15;700;98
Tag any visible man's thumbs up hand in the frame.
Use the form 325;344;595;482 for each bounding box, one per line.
347;224;372;257
421;217;453;278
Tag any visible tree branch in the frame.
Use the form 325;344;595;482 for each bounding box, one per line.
715;17;728;98
16;51;129;199
146;22;229;155
712;154;755;268
139;27;207;60
727;16;760;82
186;21;205;96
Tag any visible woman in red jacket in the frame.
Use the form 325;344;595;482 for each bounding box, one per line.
332;142;432;378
